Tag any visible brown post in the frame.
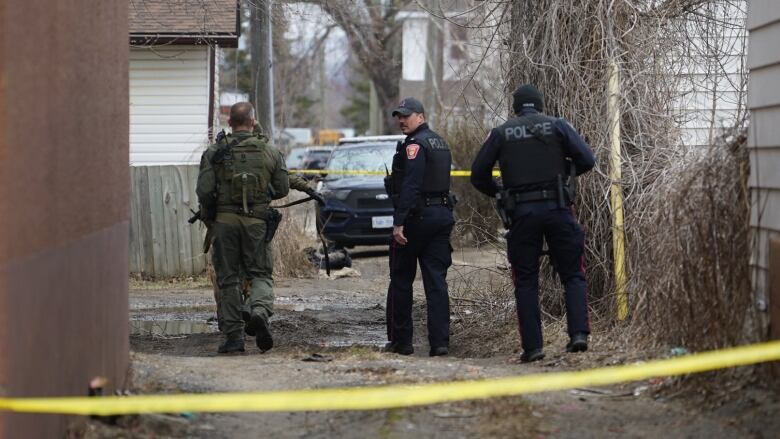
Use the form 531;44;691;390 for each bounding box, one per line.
0;1;129;437
770;238;780;341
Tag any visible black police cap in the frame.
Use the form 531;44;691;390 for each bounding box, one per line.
392;97;425;117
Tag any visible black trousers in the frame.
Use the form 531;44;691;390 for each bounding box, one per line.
506;208;590;352
386;206;454;348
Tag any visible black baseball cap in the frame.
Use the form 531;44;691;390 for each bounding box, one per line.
392;97;425;117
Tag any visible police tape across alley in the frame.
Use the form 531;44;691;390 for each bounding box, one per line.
1;340;779;416
288;168;497;177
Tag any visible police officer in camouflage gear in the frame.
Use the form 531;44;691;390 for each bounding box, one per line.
197;102;290;354
209;125;325;336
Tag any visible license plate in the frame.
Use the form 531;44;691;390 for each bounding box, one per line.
371;216;393;229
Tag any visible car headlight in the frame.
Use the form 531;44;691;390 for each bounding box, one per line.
322;189;351;200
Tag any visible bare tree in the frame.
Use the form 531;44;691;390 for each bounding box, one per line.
295;0;412;132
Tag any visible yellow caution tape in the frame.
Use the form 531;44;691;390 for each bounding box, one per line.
1;340;779;415
289;169;501;177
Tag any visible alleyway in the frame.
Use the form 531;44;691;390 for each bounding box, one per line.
79;248;780;438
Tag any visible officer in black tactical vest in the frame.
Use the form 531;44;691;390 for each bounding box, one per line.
196;102;290;354
384;97;455;357
470;85;595;362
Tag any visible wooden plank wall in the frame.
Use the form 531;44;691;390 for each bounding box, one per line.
747;0;780;329
129;165;207;277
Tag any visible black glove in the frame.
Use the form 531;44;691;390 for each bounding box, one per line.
305;188;326;206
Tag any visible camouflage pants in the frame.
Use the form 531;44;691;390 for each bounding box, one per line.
211;213;274;335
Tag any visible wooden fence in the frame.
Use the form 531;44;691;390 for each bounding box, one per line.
130;165;208;277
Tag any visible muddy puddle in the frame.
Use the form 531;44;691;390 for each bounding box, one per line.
130;319;219;336
130;302;387;348
129;278;390;351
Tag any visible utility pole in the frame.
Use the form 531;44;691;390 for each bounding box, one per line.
423;0;442;128
320;44;327;132
250;0;275;142
368;0;387;135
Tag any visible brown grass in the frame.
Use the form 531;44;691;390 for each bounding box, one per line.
630;129;757;349
271;201;318;278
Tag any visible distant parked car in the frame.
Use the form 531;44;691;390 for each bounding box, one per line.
286;146;333;179
316;136;405;247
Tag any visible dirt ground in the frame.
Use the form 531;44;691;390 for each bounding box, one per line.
73;247;779;438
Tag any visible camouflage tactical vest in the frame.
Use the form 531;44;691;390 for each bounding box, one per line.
214;134;273;213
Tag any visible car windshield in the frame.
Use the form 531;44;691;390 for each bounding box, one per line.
306;150;332;163
326;143;394;179
286;148;307;169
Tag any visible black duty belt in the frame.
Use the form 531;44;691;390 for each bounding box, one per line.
216;205;272;220
419;193;451;207
508;189;558;203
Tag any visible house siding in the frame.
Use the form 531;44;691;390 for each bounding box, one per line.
674;1;747;148
748;0;780;322
130;45;211;165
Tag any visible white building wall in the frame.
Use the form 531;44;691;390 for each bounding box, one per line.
129;46;211;165
674;1;748;148
401;15;428;82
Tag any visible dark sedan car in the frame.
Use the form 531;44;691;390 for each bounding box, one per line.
316;137;403;247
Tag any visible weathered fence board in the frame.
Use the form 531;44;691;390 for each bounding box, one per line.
130;165;207;277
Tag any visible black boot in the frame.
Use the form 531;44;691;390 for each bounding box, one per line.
566;333;588;353
251;314;274;353
429;346;449;357
384;342;414;355
242;310;254;336
217;332;245;354
519;349;545;363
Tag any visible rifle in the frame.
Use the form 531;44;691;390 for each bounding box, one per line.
188;209;203;224
189;208;215;253
314;212;331;276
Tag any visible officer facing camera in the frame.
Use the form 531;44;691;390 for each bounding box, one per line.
470;85;595;363
384;97;456;357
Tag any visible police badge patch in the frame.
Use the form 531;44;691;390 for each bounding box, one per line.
406;144;420;159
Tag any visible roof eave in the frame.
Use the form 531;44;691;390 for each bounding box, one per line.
129;33;239;48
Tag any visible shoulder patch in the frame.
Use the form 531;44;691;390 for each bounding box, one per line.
406;143;421;160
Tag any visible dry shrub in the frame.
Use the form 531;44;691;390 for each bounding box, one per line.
444;123;502;247
448;256;516;356
630;129;757;350
272;197;318;278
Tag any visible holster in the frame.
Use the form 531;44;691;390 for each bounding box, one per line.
495;191;514;229
203;226;215;254
264;208;283;243
565;160;577;205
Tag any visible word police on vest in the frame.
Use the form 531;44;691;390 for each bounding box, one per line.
505;122;553;140
427;138;450;150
